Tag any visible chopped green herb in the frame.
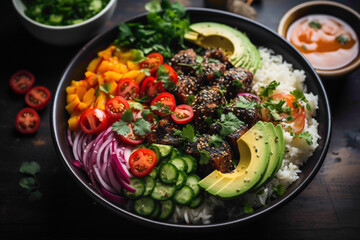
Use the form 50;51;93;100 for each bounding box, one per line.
309;21;321;29
173;124;196;143
208;134;223;148
198;149;211;164
259;80;280;97
235;96;257;109
295;131;313;145
215;112;244;136
155;65;176;90
131;49;148;63
272;184;286;196
336;35;348;45
290;89;311;111
133;118;151;136
112;120;130;136
121;109;134;122
100;83;111;94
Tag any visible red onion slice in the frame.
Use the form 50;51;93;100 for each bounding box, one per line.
100;188;126;204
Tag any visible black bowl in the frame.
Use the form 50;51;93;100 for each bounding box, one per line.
51;8;332;231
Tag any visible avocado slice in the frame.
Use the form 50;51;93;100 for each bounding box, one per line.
252;122;283;189
271;124;285;177
198;121;271;198
184;22;262;73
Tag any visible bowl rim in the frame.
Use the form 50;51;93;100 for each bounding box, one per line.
12;0;117;30
51;7;332;231
277;0;360;77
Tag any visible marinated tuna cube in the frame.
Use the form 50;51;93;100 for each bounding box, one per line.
171;74;200;104
170;48;197;74
146;118;181;147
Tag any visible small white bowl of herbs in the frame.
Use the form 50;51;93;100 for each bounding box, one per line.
12;0;117;46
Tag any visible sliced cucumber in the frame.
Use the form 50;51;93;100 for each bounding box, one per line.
186;174;201;197
143;176;156;196
159;163;179;184
182;155;197;174
189;192;203;209
133;196;156;216
150;201;161;219
174;185;195;205
175;170;187;190
147;144;161;162
158;199;175;220
168;157;188;172
171;147;181;158
151;180;176;200
123;178;145;199
148;167;158;179
149;143;173;159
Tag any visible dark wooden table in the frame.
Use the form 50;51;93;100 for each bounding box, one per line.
1;0;359;239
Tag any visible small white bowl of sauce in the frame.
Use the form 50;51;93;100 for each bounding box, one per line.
278;1;360;78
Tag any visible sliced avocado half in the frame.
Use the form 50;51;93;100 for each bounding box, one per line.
198;121;285;199
184;22;262;73
198;121;270;198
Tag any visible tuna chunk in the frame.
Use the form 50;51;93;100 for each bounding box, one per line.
171;74;200;104
170;48;197;74
146;118;181;147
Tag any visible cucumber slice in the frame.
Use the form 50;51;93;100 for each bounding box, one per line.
133;196;156;216
147;144;161;162
151;180;176;200
150;144;173;159
143;176;156;196
171;147;181;158
158;199;175;220
182;155;197;174
168;157;188;172
189;192;203;209
123;178;145;199
175;170;187;190
186;174;201;197
159;163;179;184
174;185;195;205
148;167;158;179
150;201;160;219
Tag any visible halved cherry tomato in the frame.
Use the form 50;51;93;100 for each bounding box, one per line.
118;123;144;145
140;76;165;99
116;78;140;100
156;64;178;84
25;86;51;110
129;148;157;177
271;92;306;134
79;108;109;135
150;92;176;116
15;108;40;134
9;70;35;95
139;52;164;76
105;96;129;122
171;104;194;124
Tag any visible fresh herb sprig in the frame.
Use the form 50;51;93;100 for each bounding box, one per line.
19;161;42;201
115;0;190;59
112;109;152;137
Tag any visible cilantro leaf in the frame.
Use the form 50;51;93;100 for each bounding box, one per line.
156;65;176;90
295;131;313;145
112;120;130;136
336;35;348;45
235;96;257;109
259;80;280;97
19;161;40;176
216;112;243;136
173;124;196;143
309;21;321;29
272;184;286;196
208;134;223;148
100;83;111;94
133;118;151;136
290;89;311;111
131;49;147;63
198;149;210;164
121;108;134;122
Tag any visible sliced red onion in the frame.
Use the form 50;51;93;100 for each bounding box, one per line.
72;130;83;161
93;165;116;194
106;162;122;193
72;159;83;169
100;188;126;204
67;128;73;147
237;93;261;103
110;154;131;185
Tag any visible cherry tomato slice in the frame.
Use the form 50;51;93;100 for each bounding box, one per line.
139;52;164;76
116;78;140;100
9;70;35;95
25;86;51;110
15;108;40;134
118;123;145;145
271;92;306;134
156;64;178;84
171;104;194;124
79;108;109;135
129;148;157;177
105;96;130;122
140;76;165;99
150;92;176;116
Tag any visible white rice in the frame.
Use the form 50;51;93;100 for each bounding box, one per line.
171;47;320;224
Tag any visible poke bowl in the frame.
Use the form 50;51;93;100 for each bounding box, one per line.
51;5;331;231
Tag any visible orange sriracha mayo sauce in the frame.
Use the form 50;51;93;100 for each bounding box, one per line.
286;14;358;70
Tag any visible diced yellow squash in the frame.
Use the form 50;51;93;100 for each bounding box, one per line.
85;71;98;87
68;114;81;131
104;71;123;83
94;91;107;110
127;60;140;70
83;88;96;105
87;57;102;73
